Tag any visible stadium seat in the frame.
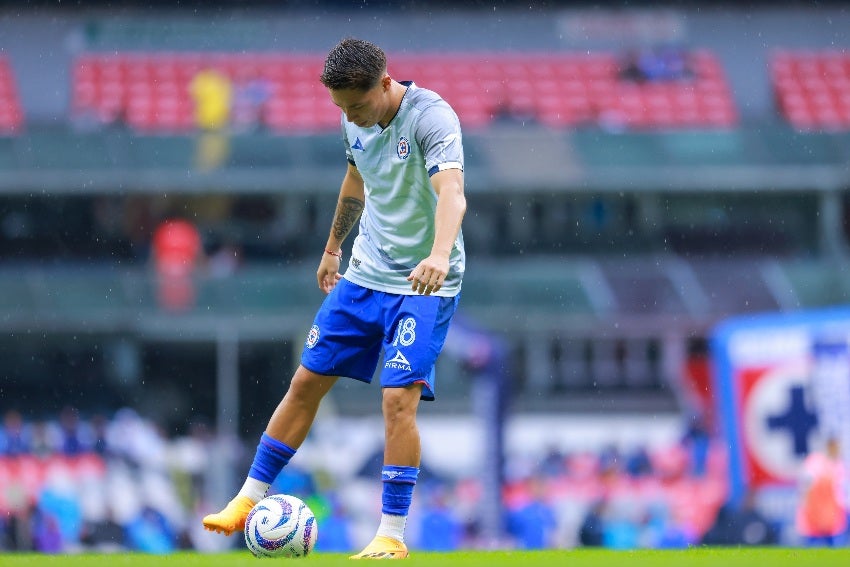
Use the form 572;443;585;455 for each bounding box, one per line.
771;50;850;130
0;56;24;134
603;49;738;130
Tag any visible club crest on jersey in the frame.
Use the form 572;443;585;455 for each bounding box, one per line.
396;136;411;159
305;325;320;349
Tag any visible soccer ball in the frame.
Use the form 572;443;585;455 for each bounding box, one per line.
244;494;318;558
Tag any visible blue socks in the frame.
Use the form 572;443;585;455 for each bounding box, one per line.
247;438;419;525
381;465;419;516
248;433;296;484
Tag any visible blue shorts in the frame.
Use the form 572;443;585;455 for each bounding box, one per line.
301;278;459;400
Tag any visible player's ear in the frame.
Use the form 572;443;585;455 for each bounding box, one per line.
381;74;392;91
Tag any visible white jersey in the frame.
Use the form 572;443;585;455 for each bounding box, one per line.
340;81;465;297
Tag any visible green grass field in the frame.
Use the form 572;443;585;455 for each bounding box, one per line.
1;548;850;567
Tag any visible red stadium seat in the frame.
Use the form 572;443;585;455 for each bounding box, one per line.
771;50;850;130
603;50;738;131
0;56;24;134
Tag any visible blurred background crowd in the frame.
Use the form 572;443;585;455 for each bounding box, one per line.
2;405;743;553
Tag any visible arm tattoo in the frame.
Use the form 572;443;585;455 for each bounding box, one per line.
332;196;364;241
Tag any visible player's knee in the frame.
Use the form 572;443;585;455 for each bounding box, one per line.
287;367;335;406
381;384;421;420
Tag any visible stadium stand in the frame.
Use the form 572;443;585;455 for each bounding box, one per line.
0;56;23;134
771;49;850;130
72;52;338;133
70;50;737;133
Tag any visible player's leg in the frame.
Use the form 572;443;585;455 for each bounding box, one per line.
265;366;339;445
351;384;422;559
205;279;382;537
351;294;458;559
202;366;337;535
383;383;422;467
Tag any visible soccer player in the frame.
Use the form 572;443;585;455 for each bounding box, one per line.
202;37;466;560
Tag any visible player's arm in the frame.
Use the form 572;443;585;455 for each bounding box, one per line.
408;167;466;295
318;162;365;293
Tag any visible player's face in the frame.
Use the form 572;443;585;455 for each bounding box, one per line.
328;76;391;128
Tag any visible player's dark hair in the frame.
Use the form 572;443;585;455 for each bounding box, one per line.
320;38;387;91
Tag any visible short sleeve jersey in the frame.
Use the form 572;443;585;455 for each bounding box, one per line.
340;82;465;297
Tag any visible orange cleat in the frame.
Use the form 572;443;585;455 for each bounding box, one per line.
349;535;409;559
202;495;256;536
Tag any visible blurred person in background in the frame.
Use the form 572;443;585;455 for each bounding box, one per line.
681;412;711;478
506;476;557;549
314;492;354;553
190;68;233;171
619;45;693;83
55;406;93;456
232;72;271;133
89;413;113;459
30;504;63;553
190;68;232;131
126;505;177;554
29;420;55;458
579;499;607;547
79;505;127;553
415;484;462;551
2;491;34;551
701;491;778;546
38;467;84;552
640;502;692;549
150;216;204;312
795;435;847;546
0;410;30;456
203;37;466;560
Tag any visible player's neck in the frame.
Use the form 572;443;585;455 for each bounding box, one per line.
378;80;407;129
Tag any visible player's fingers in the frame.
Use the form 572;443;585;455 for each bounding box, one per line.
424;271;439;293
319;271;337;294
420;275;435;295
427;270;445;291
407;267;422;282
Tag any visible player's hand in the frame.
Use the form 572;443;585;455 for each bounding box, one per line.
407;254;449;295
317;253;342;294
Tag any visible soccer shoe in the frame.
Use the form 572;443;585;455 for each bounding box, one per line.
202;495;256;536
349;535;409;559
